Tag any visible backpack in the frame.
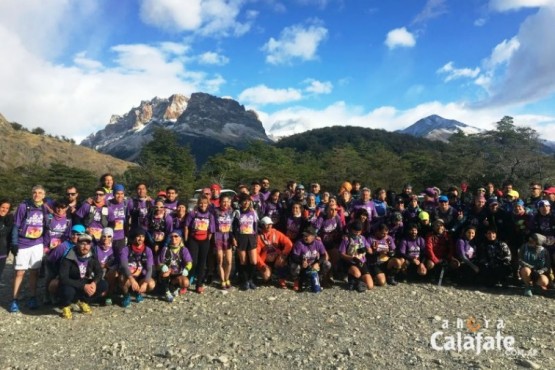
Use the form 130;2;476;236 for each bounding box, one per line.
84;204;109;228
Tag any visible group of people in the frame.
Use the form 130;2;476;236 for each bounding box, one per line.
0;174;553;319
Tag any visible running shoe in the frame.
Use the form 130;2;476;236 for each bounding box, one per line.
278;279;287;289
135;293;144;303
27;296;39;310
195;285;205;294
524;287;533;297
61;305;72;319
104;297;113;306
387;276;399;286
293;280;300;292
122;294;131;308
240;282;249;291
164;290;174;303
9;299;20;313
179;288;188;295
77;301;92;314
356;280;367;293
248;280;257;290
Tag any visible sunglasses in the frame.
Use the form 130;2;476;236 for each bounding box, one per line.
102;235;113;238
530;187;541;190
171;235;181;238
66;193;77;196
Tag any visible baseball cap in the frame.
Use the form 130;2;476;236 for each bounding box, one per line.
113;184;125;193
260;216;273;225
543;187;555;195
432;219;445;227
507;190;519;198
438;195;449;202
418;211;430;221
71;224;86;234
302;226;317;236
78;234;93;243
157;190;167;197
210;183;221;191
101;227;114;237
537;200;551;208
296;184;305;190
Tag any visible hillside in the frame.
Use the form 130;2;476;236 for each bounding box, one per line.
0;113;134;176
276;125;446;154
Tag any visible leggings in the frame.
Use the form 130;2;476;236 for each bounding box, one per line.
187;238;210;286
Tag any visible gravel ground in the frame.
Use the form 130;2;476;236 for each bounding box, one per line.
0;256;554;370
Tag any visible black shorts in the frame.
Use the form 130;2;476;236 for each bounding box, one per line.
236;234;257;251
342;261;370;275
368;262;388;277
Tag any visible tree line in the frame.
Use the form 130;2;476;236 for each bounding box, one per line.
2;116;554;202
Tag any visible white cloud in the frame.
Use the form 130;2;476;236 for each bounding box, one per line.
474;18;487;26
260;99;555;140
437;62;480;82
0;22;224;139
384;27;416;49
412;0;447;25
483;37;520;69
480;5;555;107
303;79;333;94
139;0;253;37
197;51;230;65
238;85;303;105
489;0;555;12
262;21;328;65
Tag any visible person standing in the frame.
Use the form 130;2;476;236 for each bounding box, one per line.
0;199;14;281
10;185;49;312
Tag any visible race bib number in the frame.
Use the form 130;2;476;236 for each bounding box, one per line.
129;262;143;276
49;238;61;249
194;218;209;231
219;224;231;233
25;226;43;239
240;224;253;234
89;227;102;240
114;219;124;231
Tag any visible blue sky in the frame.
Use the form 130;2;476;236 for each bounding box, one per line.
1;0;554;141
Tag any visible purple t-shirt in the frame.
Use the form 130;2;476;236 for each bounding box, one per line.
76;203;108;241
157;245;193;275
148;214;174;244
286;216;303;241
351;200;379;223
48;240;74;264
367;235;396;263
119;246;154;279
234;209;258;235
316;215;343;247
399;237;425;259
108;200;127;241
94;244;115;268
126;198;154;230
292;239;327;264
339;234;370;263
456;238;476;261
14;202;47;249
213;207;233;239
45;215;71;250
264;201;283;226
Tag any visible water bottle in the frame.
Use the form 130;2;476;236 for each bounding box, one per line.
310;269;321;293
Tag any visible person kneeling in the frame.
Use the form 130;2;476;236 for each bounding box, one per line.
339;221;373;292
158;231;192;302
118;229;156;307
290;226;331;292
519;233;551;297
58;234;107;319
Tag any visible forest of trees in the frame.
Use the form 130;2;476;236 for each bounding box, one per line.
1;116;554;203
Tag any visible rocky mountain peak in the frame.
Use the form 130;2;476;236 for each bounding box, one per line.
81;92;270;165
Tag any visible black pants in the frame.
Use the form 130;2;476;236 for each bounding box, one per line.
0;256;6;282
59;280;108;306
480;264;511;286
187;238;210;287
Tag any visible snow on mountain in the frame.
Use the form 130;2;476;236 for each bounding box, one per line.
398;114;483;142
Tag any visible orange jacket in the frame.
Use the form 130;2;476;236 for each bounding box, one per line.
256;228;293;269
